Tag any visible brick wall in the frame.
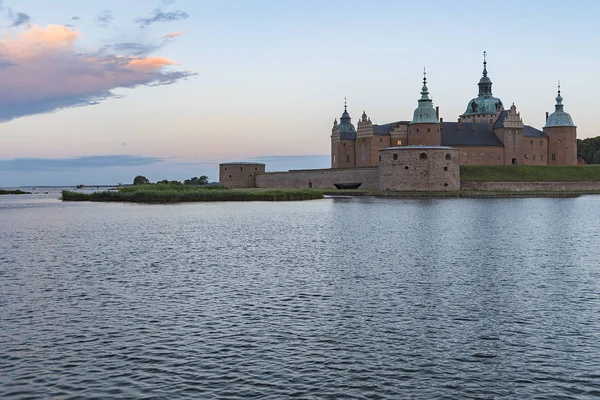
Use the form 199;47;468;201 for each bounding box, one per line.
461;181;600;191
256;167;379;189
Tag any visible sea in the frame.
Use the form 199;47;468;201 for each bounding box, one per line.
1;188;600;399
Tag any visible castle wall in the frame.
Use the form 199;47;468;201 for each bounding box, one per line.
337;140;356;168
408;123;441;146
461;181;600;191
456;146;505;165
256;167;379;189
219;163;265;188
545;126;577;166
379;147;460;191
523;138;549;165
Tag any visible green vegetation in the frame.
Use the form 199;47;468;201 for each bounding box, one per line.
133;175;150;185
0;189;31;195
577;136;600;164
460;165;600;182
184;176;209;185
62;183;323;203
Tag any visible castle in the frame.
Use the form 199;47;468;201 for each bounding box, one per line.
331;53;577;169
220;53;577;191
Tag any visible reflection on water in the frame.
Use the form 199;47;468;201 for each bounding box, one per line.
1;192;600;399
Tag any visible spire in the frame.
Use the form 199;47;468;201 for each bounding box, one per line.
344;97;347;113
483;51;488;77
420;67;430;100
545;82;575;128
411;68;438;124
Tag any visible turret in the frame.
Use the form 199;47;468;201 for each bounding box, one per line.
408;69;441;146
331;98;357;168
544;83;577;165
461;51;504;123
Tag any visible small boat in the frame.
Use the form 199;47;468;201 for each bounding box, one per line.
76;184;84;189
333;182;362;190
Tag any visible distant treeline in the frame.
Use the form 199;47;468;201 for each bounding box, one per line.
577;137;600;164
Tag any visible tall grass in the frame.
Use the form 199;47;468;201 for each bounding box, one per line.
461;165;600;182
0;189;31;195
62;188;323;203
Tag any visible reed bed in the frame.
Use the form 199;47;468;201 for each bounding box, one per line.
62;188;323;203
0;189;31;195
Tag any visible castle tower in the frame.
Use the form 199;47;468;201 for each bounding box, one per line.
408;69;441;146
497;103;525;164
461;51;504;123
331;98;357;168
543;83;577;165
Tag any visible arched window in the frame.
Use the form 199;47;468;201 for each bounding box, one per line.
420;153;427;160
445;153;451;160
393;154;398;160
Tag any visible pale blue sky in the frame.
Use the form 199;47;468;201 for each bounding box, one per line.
0;0;598;186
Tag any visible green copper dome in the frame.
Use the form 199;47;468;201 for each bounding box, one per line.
411;72;438;124
337;100;356;139
462;52;504;116
544;86;575;127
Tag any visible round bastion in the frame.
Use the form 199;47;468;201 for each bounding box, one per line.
219;162;265;188
378;146;459;191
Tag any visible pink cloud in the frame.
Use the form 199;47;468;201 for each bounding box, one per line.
0;24;195;122
162;31;184;39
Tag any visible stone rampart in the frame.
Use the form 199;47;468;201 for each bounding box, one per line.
256;167;379;189
461;181;600;191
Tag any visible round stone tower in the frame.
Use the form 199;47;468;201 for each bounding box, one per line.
408;70;441;146
543;84;577;165
461;51;504;123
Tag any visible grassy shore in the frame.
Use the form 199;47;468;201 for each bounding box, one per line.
62;184;324;203
0;189;31;195
460;165;600;182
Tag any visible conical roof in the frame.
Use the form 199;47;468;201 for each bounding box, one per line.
545;84;575;127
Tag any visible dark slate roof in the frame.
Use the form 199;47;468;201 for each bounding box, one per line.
372;121;410;135
524;125;547;138
339;131;357;140
493;110;508;128
441;122;504;147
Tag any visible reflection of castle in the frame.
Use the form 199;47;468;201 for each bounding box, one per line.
331;53;577;168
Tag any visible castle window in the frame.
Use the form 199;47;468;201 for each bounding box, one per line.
255;167;258;171
533;154;536;161
444;183;448;187
471;152;476;159
346;155;350;162
405;166;409;170
379;155;381;161
361;152;365;161
239;167;243;171
497;152;501;160
558;139;562;144
224;167;227;171
416;128;420;133
531;140;533;145
540;141;543;146
249;174;253;178
380;138;383;142
343;143;346;146
444;167;448;171
480;153;484;160
420;153;427;160
552;153;556;161
427;128;430;133
524;154;528;159
488;152;493;159
393;153;398;160
397;140;402;145
437;129;440;133
229;175;232;178
445;153;451;160
541;154;544;161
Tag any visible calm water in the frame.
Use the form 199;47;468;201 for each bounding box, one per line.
1;190;600;399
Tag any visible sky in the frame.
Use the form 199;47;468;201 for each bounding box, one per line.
0;0;598;186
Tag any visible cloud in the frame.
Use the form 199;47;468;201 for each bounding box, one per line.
9;12;31;27
0;24;195;122
162;0;177;5
136;9;188;28
71;16;80;21
162;31;183;39
0;155;165;172
96;10;113;27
